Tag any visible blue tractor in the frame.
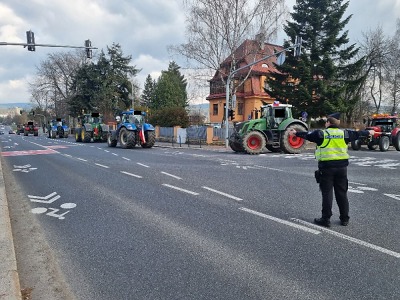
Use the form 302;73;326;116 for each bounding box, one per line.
48;118;69;138
107;109;156;149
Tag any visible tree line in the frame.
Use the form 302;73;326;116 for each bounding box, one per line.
28;43;189;127
21;0;400;129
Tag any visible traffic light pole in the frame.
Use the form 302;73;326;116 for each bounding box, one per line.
224;38;302;148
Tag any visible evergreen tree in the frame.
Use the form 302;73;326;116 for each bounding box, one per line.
141;74;156;108
153;61;188;110
267;0;364;121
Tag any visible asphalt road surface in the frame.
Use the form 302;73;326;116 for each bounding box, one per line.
1;134;400;300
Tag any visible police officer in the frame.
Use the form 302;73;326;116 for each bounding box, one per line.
289;113;376;227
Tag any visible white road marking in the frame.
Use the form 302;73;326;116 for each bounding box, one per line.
349;181;366;185
384;194;400;201
76;158;87;162
120;171;142;178
137;163;149;168
162;184;199;195
161;172;181;180
203;186;243;201
104;150;110;153
112;153;118;156
292;218;400;258
95;163;109;168
240;208;320;234
122;157;130;161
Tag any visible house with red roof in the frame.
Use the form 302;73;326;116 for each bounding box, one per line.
206;38;284;124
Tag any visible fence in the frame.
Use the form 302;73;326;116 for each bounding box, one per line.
155;125;234;146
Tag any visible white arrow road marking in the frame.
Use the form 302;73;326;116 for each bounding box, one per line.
13;164;31;169
384;194;400;201
28;192;61;203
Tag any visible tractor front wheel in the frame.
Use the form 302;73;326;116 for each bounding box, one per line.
107;132;117;147
367;141;377;150
141;131;156;148
242;131;266;154
393;133;400;151
281;124;307;154
351;139;361;150
379;136;390;152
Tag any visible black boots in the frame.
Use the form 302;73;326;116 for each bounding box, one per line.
314;218;331;227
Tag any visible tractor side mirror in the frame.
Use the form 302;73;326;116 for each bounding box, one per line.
115;116;121;123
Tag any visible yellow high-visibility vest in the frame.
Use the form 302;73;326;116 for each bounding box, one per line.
315;128;349;161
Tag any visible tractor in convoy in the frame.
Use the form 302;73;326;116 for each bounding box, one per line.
351;113;400;152
229;102;308;154
107;109;155;149
47;118;69;138
23;121;39;136
75;112;109;143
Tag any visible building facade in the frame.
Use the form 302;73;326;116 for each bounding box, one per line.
206;39;283;125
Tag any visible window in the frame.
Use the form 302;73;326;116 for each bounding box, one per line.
238;102;244;115
213;104;218;115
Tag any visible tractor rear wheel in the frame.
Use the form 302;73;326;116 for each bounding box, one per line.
393;133;400;151
119;128;134;149
281;124;307;154
351;139;361;150
379;136;390;152
75;129;82;142
242;131;266;154
107;132;117;147
82;128;91;143
141;131;156;148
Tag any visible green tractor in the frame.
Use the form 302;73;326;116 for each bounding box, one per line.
75;112;109;143
229;102;308;154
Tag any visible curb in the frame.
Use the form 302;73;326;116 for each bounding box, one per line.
0;157;22;300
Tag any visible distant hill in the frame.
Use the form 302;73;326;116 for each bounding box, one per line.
0;103;32;109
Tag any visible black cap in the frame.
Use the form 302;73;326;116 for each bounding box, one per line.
328;113;340;120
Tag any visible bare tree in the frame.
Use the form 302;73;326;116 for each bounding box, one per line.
29;50;86;117
359;26;391;113
170;0;287;97
384;18;400;115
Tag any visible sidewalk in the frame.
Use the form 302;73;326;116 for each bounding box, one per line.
0;158;22;299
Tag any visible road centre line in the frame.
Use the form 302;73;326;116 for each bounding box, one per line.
95;163;109;168
161;172;182;180
112;153;118;156
291;218;400;258
162;184;199;195
122;157;131;161
137;163;149;168
203;186;243;201
240;208;321;235
76;158;87;162
120;171;142;178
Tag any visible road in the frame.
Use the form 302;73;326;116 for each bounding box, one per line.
1;133;400;300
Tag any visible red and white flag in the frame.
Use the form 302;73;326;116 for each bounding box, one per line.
140;126;146;144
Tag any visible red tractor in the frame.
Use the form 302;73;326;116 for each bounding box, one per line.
351;114;400;152
23;121;39;136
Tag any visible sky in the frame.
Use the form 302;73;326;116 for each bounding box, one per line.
0;0;400;106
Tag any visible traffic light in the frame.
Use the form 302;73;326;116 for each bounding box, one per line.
26;30;35;51
229;109;235;120
85;39;92;59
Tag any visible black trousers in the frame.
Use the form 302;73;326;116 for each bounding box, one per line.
319;167;349;221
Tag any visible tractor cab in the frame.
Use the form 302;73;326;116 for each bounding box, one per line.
261;102;292;128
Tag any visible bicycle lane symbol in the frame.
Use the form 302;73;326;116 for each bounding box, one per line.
28;192;76;220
